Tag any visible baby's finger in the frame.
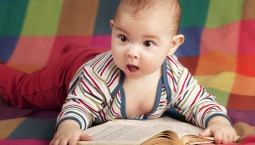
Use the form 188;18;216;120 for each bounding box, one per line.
235;136;240;142
213;132;223;144
50;138;60;145
58;139;69;145
79;133;93;141
69;137;80;145
199;128;212;137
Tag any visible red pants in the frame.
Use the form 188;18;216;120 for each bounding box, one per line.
0;44;106;110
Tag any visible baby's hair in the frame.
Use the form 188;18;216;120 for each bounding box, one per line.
114;0;182;34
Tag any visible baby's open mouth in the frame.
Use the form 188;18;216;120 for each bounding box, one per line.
127;64;139;72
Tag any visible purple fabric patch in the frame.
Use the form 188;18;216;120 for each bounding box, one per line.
0;139;50;145
0;104;59;120
227;108;255;126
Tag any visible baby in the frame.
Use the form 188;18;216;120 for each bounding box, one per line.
0;0;237;145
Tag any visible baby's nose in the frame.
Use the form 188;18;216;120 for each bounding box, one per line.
127;46;139;59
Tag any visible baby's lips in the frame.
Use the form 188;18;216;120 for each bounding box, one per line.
127;64;139;72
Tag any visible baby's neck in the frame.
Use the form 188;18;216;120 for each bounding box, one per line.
123;69;162;118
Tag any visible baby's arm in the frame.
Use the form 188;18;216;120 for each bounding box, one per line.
50;97;96;145
50;65;109;145
167;57;237;143
50;120;92;145
173;72;237;143
200;116;237;144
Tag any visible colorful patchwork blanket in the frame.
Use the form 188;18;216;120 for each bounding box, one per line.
1;0;255;144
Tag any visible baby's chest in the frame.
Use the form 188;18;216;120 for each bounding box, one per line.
124;85;170;118
96;88;170;124
125;91;156;115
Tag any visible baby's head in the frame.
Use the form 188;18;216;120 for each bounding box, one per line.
110;0;184;79
114;0;182;35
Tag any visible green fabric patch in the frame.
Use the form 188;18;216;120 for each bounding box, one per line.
0;1;28;36
180;0;210;28
205;0;244;28
21;0;63;36
206;87;230;107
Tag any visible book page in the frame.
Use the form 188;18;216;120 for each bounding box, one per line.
78;117;214;145
78;121;169;145
112;117;203;138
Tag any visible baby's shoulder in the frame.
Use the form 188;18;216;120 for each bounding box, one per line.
166;54;185;72
85;51;116;72
83;51;120;81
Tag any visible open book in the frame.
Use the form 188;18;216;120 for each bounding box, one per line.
77;116;214;145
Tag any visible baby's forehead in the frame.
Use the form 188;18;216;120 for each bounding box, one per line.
114;0;181;34
116;0;180;16
115;1;180;23
116;8;177;28
117;3;175;17
114;13;175;37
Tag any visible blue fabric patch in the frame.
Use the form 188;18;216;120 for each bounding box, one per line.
175;27;203;57
93;0;120;34
0;37;19;62
7;118;56;141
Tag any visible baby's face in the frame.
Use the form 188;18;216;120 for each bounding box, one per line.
111;12;177;79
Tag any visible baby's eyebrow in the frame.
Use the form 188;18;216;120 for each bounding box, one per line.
143;34;161;41
114;25;160;41
114;25;128;34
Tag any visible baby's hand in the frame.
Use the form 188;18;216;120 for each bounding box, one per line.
199;116;238;144
50;120;92;145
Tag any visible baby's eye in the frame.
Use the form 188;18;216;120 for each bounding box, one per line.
120;35;129;42
143;41;153;47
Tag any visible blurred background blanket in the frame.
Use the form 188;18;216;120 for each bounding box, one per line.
0;0;255;144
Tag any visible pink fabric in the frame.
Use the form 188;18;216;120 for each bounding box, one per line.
202;136;255;145
239;136;255;145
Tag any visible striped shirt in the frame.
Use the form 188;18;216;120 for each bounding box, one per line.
56;50;230;130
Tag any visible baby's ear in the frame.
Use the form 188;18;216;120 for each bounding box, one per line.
110;20;114;29
168;34;184;55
